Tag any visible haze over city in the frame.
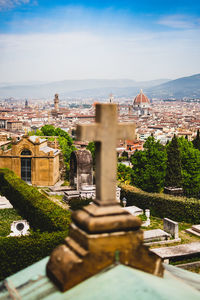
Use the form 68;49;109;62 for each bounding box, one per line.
0;0;200;83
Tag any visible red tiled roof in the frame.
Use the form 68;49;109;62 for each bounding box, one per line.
133;90;150;104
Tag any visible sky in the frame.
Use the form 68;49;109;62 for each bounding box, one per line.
0;0;200;83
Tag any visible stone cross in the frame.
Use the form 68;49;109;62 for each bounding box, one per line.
76;103;135;206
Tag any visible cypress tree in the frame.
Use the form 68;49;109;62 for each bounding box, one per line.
192;129;200;151
165;135;182;188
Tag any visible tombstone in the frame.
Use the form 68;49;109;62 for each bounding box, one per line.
163;218;179;239
186;224;200;237
143;229;171;243
8;220;30;237
123;205;143;216
0;196;13;209
164;187;183;196
69;150;93;190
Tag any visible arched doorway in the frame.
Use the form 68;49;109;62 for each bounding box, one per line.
21;149;32;183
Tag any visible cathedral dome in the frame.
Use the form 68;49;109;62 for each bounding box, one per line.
133;89;150;105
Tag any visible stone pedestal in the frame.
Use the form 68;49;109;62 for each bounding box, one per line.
47;203;164;292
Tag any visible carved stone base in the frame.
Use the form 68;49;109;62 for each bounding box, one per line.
46;204;164;292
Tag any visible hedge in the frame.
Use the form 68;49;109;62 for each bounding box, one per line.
0;168;71;232
0;168;71;280
0;231;67;281
120;183;200;224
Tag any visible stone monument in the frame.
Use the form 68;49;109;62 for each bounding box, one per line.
8;220;30;237
69;150;93;190
47;103;163;292
64;149;121;202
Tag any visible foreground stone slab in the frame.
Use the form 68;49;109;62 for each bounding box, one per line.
123;206;143;216
151;242;200;260
143;229;171;243
0;196;13;209
186;225;200;237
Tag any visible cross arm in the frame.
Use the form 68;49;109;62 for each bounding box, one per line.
117;123;136;140
76;124;101;142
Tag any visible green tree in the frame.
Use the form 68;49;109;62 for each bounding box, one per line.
178;137;200;197
40;125;56;136
86;142;95;164
121;151;128;159
165;135;182;188
131;136;167;193
29;125;76;179
192;129;200;151
117;163;133;185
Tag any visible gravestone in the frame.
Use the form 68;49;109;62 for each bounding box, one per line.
123;205;143;216
164;218;179;239
69;150;93;190
143;229;171;243
0;196;13;209
186;224;200;237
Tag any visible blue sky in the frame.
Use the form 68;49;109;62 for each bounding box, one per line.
0;0;200;82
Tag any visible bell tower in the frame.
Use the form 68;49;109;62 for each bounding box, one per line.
54;94;59;111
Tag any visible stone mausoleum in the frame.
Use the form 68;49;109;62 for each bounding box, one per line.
0;135;60;186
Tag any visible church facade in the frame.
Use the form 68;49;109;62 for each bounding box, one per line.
0;135;60;186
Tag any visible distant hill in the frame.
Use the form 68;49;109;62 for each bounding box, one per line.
0;78;169;99
147;74;200;99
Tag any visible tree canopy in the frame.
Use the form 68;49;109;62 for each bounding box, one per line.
165;135;182;188
131;136;167;193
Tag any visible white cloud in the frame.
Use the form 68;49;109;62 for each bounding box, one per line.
0;28;200;83
0;0;30;11
157;14;198;29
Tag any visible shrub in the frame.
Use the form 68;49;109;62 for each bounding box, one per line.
0;168;71;232
68;197;91;210
120;183;200;224
0;231;67;281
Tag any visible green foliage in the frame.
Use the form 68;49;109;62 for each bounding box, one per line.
40;124;55;136
118;156;128;162
86;142;95;162
28;129;43;136
121;150;128;158
120;183;200;224
0;209;22;236
192;129;200;151
0;168;71;232
117;163;133;185
0;231;67;281
68;198;91;210
178;137;200;197
0;169;71;280
165;135;182;188
131;136;167;193
29;125;76;179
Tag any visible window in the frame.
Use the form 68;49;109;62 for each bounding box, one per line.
21;149;32;155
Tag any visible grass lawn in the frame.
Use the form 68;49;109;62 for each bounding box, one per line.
0;209;23;237
139;215;200;247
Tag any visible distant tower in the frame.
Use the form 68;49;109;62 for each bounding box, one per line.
54;94;59;111
25;99;28;109
109;93;114;103
133;89;150;116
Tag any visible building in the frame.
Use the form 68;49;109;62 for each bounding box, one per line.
0;135;60;186
133;89;150;116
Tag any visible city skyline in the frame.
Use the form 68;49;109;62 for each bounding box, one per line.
0;0;200;83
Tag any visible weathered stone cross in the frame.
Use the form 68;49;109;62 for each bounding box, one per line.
76;103;135;206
